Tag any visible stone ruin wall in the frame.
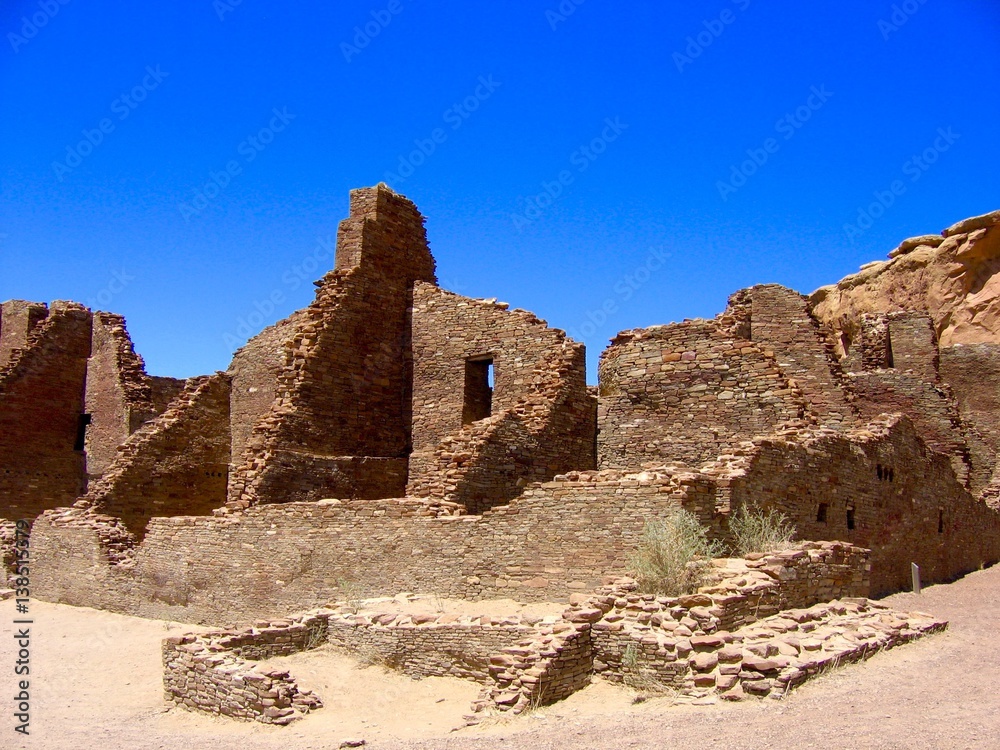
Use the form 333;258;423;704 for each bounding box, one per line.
0;302;92;519
225;185;438;510
598;318;806;470
0;300;49;367
159;542;944;724
407;282;596;512
30;412;999;623
722;415;1000;595
75;373;232;540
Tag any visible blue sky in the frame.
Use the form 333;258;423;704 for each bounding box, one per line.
1;0;998;383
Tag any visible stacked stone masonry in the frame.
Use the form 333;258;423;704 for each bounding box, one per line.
160;543;943;725
2;192;999;663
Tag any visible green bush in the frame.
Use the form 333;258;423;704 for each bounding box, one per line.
729;505;796;556
628;508;723;596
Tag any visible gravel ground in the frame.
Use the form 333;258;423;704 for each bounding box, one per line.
3;563;998;750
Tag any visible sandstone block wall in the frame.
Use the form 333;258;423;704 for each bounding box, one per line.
226;185;437;509
598;319;806;470
0;300;48;367
723;415;1000;595
76;374;232;539
407;283;596;512
0;302;92;518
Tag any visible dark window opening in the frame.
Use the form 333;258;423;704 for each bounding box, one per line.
888;467;894;482
877;464;883;481
846;506;856;531
463;356;494;425
816;503;828;523
938;509;944;534
74;413;91;452
886;332;895;368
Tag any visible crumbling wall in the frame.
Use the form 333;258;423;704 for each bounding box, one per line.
83;313;175;479
0;300;48;367
725;285;855;428
598;319;806;470
0;302;91;518
76;374;231;538
939;343;1000;462
407;283;596;512
723;415;1000;595
227;185;437;509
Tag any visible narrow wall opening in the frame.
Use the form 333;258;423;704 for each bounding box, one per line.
463;356;494;425
74;413;91;452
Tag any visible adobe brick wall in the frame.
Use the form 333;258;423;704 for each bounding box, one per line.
0;300;48;368
407;283;596;511
0;302;92;519
226;185;437;509
598;319;806;470
76;373;231;539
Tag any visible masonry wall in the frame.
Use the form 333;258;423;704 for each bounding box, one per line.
77;374;232;539
0;302;92;519
598;319;806;470
407;283;596;511
0;300;48;367
939;343;1000;458
227;185;437;509
726;415;1000;596
727;285;854;428
32;470;718;624
83;312;175;480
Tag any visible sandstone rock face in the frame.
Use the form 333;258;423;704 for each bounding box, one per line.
810;210;1000;351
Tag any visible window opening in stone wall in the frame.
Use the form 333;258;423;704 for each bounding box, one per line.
877;464;883;481
886;331;895;368
463;356;494;425
74;413;91;451
816;503;828;523
938;509;944;534
846;506;856;531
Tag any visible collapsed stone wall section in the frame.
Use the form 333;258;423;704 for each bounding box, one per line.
408;283;596;511
75;373;232;538
0;300;49;368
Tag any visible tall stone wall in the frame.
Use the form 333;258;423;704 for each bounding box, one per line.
0;302;92;519
724;415;1000;596
83;313;172;479
226;185;437;509
76;373;231;538
0;300;48;367
407;283;596;512
598;319;805;470
939;343;1000;458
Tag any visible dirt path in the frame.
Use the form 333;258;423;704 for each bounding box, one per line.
2;564;998;750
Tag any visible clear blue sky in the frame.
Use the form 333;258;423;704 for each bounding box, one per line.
2;1;998;383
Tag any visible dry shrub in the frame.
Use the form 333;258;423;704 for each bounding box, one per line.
628;508;723;596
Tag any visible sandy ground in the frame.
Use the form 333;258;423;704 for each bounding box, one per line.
1;563;998;750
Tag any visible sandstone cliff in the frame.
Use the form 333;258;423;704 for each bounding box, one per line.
810;210;1000;351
